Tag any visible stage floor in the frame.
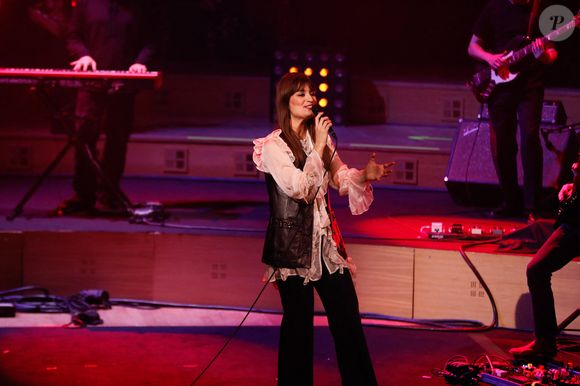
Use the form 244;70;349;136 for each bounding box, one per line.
1;176;579;386
0;175;527;246
0;307;579;386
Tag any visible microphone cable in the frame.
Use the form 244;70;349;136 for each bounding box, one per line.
189;269;276;386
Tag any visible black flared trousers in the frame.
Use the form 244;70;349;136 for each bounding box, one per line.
276;264;378;386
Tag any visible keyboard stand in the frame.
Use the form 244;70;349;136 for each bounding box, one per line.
6;81;134;221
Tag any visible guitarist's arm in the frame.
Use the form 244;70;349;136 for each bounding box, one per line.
559;183;575;202
531;39;558;65
559;162;579;201
467;34;506;70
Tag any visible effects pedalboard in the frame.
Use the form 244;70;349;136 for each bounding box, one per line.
480;362;580;386
442;358;580;386
420;222;518;241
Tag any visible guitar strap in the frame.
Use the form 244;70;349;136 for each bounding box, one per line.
527;0;542;38
325;192;348;260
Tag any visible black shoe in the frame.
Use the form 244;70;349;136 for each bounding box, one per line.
55;195;95;216
509;339;557;359
96;194;128;213
488;206;525;219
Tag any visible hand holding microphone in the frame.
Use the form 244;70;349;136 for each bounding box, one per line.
312;105;337;140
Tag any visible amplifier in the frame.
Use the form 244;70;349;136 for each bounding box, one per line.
445;119;578;206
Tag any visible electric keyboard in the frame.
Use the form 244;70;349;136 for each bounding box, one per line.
0;68;162;90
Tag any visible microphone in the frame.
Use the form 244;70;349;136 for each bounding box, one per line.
312;105;337;140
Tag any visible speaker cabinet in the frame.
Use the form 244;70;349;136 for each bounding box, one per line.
445;119;577;206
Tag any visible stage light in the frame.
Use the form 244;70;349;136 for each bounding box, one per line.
271;49;348;123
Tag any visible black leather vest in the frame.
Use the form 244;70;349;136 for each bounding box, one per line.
262;173;314;268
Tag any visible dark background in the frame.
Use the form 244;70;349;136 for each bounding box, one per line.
0;0;578;86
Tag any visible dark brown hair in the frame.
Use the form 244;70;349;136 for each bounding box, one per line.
275;72;332;169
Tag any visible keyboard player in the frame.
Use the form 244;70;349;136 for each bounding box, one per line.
57;0;159;215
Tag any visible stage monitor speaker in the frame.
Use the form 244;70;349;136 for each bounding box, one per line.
445;119;578;207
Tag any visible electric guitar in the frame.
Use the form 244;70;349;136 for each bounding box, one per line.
468;11;580;103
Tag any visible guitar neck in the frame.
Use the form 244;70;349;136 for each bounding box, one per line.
510;15;579;64
510;38;542;64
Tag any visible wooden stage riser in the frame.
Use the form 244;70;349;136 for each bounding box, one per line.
1;231;578;332
352;80;580;126
145;76;580;126
0;138;450;189
1;75;579;132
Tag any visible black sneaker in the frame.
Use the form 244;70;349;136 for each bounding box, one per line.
55;195;95;216
96;194;128;214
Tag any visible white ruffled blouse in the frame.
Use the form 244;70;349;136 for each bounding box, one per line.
253;129;374;283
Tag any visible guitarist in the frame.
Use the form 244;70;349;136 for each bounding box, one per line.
509;160;580;358
468;0;558;219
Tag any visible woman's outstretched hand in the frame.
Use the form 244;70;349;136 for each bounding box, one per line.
364;153;394;182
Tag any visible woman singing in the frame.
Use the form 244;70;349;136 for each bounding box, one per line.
252;72;393;386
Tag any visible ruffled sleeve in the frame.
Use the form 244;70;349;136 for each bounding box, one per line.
333;164;374;215
253;129;291;173
253;130;324;201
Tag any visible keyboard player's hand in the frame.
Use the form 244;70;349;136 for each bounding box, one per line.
128;63;147;74
71;56;97;72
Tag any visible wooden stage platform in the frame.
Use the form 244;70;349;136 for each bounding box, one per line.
0;176;578;334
